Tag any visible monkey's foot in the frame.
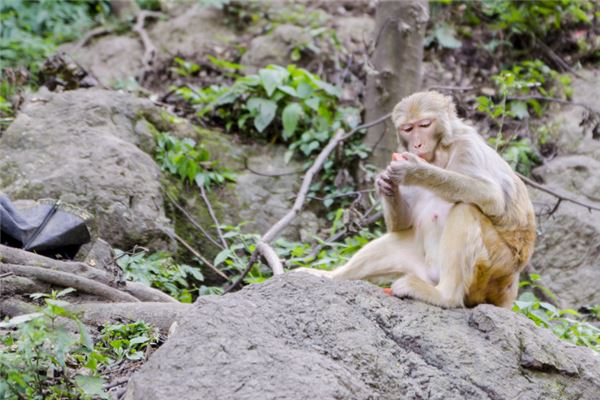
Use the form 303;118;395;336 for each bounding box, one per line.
292;267;333;279
391;275;420;298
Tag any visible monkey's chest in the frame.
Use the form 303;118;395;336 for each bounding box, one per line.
414;193;453;280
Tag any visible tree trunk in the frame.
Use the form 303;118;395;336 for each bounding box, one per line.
363;0;429;169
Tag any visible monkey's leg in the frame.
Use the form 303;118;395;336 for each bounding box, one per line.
392;204;486;307
297;230;428;283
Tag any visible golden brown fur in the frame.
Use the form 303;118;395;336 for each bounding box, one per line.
297;91;536;308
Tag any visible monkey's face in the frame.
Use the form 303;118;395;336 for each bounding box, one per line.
397;117;441;162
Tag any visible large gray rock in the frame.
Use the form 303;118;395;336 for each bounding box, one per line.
240;24;311;71
61;5;234;87
530;155;600;308
126;273;600;400
0;88;173;250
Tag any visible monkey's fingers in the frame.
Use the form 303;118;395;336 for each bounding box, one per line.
377;178;394;196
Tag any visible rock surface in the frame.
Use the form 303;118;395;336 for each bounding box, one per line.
0;88;173;250
241;24;312;71
530;155;600;308
126;273;600;400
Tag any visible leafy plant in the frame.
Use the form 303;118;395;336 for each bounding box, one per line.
155;132;236;190
96;321;158;363
116;249;206;303
488;137;541;176
176;62;366;211
0;289;109;399
514;275;600;352
0;0;109;73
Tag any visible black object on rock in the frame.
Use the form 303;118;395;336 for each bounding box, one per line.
0;194;91;258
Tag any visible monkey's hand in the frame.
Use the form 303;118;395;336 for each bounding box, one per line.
376;171;397;197
386;152;426;184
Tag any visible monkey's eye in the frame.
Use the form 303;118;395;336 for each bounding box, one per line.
400;124;413;133
418;119;432;128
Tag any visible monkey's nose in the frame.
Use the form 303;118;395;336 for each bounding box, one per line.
414;143;423;149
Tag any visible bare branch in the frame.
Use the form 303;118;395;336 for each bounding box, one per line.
198;184;228;250
171;232;229;281
517;172;600;213
163;190;224;250
72;26;113;52
133;10;163;79
507;95;594;112
223;113;391;294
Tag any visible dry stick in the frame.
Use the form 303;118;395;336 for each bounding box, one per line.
171;232;229;281
0;263;139;302
198;184;228;250
105;377;129;390
307;209;383;261
223;112;392;294
517;173;600;213
163;190;224;250
133;10;163;75
507;95;594;112
72;26;113;52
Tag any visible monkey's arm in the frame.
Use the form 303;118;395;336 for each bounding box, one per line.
404;164;505;217
382;191;412;232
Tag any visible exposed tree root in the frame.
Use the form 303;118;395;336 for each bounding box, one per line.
68;302;191;334
0;245;177;303
133;10;163;82
0;263;140;302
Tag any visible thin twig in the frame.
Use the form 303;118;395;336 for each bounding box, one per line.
163;190;224;250
427;85;474;92
72;26;113;52
198;184;228;250
507;95;594;112
517;173;600;213
133;10;163;78
104;377;129;390
171;232;229;281
243;157;301;177
0;272;14;279
307;209;383;261
223;112;391;294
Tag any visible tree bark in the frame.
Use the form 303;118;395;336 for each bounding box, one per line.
363;0;429;169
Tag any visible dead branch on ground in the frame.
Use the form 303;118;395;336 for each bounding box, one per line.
133;10;163;81
198;184;229;250
518;172;600;214
223;112;392;294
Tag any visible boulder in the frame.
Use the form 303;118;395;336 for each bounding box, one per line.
0;88;173;251
334;15;374;53
240;24;311;71
61;5;234;87
126;273;600;400
530;155;600;308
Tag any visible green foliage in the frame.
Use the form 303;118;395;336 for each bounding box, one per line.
0;289;109;400
477;60;571;121
155;132;236;190
176;62;366;210
96;321;158;363
514;275;600;352
0;0;109;73
476;0;593;37
213;217;383;285
116;249;206;303
488;137;541;176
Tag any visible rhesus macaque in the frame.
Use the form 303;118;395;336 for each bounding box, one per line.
299;91;536;308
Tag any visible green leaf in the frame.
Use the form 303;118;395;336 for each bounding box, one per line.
214;249;232;266
510;101;529;119
434;25;462;49
247;98;277;132
75;375;107;397
282;103;303;140
259;67;289;97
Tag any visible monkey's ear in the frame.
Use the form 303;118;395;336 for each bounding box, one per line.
444;95;458;119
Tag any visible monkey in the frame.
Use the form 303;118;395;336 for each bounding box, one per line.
297;91;536;308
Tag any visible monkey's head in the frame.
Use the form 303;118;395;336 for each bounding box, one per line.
391;91;457;163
